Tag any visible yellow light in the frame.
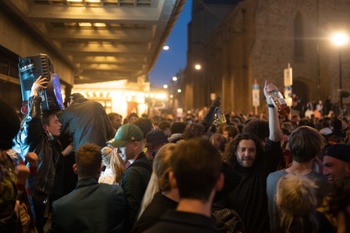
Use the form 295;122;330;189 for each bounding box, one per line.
155;93;167;100
79;22;92;27
163;84;168;89
139;103;147;114
331;32;349;47
94;23;106;28
194;64;201;70
177;89;182;93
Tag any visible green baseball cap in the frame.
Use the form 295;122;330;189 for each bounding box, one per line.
107;123;144;148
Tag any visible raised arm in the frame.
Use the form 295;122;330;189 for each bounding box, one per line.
201;97;221;131
22;76;49;150
263;80;283;142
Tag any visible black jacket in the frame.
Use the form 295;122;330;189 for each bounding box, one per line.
14;96;61;202
52;178;127;233
59;98;114;150
120;152;152;231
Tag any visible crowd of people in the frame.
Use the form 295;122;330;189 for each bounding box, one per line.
1;78;350;233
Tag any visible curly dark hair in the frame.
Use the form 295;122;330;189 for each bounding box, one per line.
242;120;269;142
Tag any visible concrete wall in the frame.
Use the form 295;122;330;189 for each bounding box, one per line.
0;10;75;86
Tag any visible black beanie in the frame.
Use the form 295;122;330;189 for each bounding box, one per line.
325;144;350;163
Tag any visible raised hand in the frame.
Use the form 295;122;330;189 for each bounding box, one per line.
25;152;38;168
30;76;48;96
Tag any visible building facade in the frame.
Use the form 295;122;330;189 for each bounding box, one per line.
182;0;350;115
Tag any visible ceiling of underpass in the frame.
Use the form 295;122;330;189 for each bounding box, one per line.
2;0;185;84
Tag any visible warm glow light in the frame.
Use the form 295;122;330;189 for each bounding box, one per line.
177;89;182;93
94;23;106;27
172;76;177;81
170;94;174;98
139;103;147;114
67;0;83;2
163;84;168;89
331;32;349;46
79;22;92;27
195;64;201;70
155;93;167;100
163;45;170;50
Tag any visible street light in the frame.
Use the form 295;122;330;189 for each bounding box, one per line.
194;64;201;70
331;32;349;107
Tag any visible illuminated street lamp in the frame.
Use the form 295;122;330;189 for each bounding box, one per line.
172;76;177;81
331;32;349;46
177;89;182;93
163;84;168;89
163;45;170;50
331;32;349;107
194;64;201;70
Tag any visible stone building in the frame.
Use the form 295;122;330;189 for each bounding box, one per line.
182;0;350;115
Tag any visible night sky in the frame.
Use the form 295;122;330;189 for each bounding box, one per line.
149;0;192;87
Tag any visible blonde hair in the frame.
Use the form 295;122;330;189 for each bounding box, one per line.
101;146;126;184
137;143;176;218
277;174;319;233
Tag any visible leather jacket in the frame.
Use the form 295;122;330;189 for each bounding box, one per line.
59;97;115;150
13;96;60;202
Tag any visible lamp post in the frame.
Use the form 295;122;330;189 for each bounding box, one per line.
331;32;349;107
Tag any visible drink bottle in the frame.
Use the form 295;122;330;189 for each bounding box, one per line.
213;107;226;125
269;90;290;117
